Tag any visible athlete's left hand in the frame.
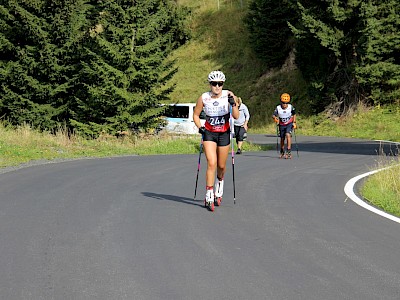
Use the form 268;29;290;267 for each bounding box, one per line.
228;95;236;106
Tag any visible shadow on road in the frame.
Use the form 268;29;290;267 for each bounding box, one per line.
142;192;205;207
248;134;399;156
242;153;279;158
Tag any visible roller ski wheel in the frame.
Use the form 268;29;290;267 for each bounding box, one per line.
285;151;292;159
215;196;222;206
279;152;285;159
205;199;215;212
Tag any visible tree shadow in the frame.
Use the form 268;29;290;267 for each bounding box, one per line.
240;153;279;158
247;134;399;156
142;192;204;207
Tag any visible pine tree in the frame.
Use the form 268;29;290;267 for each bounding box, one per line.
290;0;400;109
0;0;57;128
289;0;365;111
0;0;92;129
355;0;400;104
1;0;190;136
70;0;190;136
244;0;296;68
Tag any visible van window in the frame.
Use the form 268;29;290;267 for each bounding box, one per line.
165;106;189;119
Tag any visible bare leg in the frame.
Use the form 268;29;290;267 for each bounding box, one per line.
286;133;292;150
203;141;217;187
216;144;230;180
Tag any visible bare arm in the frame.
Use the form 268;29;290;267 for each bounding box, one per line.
244;104;250;130
193;95;204;129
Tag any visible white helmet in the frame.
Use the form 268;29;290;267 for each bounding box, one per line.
208;70;226;82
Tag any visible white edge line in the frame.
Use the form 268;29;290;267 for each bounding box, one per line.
344;168;400;224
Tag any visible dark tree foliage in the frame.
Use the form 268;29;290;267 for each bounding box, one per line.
290;0;400;110
0;0;93;130
246;0;399;112
0;0;190;136
244;0;296;68
355;0;400;104
70;0;190;137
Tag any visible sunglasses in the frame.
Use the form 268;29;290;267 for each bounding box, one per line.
210;81;224;87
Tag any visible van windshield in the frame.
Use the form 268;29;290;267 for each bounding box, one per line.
165;106;189;119
164;105;206;119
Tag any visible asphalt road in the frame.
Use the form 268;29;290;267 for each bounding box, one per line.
0;135;399;300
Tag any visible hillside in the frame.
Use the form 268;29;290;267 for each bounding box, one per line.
169;0;310;128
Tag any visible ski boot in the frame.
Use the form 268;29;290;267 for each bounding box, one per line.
204;190;215;212
214;179;224;206
285;150;292;159
279;149;285;159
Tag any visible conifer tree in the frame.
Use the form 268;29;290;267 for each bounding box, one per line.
70;0;190;136
0;0;92;129
0;0;58;128
290;0;400;109
244;0;296;68
1;0;190;136
355;0;400;104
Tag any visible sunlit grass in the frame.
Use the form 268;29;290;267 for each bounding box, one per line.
0;122;264;168
249;104;400;143
361;158;400;217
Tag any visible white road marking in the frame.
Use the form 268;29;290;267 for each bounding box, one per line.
344;168;400;224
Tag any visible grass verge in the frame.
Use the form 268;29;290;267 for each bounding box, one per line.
0;122;265;168
361;159;400;217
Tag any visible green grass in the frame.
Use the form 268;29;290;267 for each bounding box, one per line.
169;0;269;104
361;161;400;217
0;122;264;168
249;103;400;143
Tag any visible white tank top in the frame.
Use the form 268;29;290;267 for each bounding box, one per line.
275;104;294;125
202;90;230;132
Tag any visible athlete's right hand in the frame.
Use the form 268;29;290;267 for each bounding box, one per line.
198;126;206;135
273;117;279;124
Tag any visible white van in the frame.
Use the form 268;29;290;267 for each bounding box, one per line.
162;103;206;134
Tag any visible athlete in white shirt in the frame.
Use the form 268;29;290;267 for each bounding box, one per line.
272;93;297;159
193;70;239;211
233;97;250;154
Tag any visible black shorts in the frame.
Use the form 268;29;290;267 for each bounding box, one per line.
279;123;293;138
203;129;231;146
234;125;247;142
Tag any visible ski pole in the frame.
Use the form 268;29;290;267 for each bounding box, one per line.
293;128;299;157
230;106;236;204
276;124;279;153
193;134;203;200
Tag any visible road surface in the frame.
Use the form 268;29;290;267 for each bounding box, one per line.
0;135;399;299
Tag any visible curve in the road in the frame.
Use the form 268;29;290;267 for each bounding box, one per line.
344;139;400;224
344;167;400;224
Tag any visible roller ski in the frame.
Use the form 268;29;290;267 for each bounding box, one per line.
214;178;224;206
204;189;215;212
279;149;285;159
285;150;292;159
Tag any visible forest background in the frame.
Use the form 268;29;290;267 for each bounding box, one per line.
1;0;399;137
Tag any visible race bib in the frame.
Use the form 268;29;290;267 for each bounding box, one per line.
207;115;226;126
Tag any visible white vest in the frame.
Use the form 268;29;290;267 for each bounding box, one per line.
275;104;294;125
202;90;230;132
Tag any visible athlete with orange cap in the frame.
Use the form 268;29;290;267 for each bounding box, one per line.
272;93;297;159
